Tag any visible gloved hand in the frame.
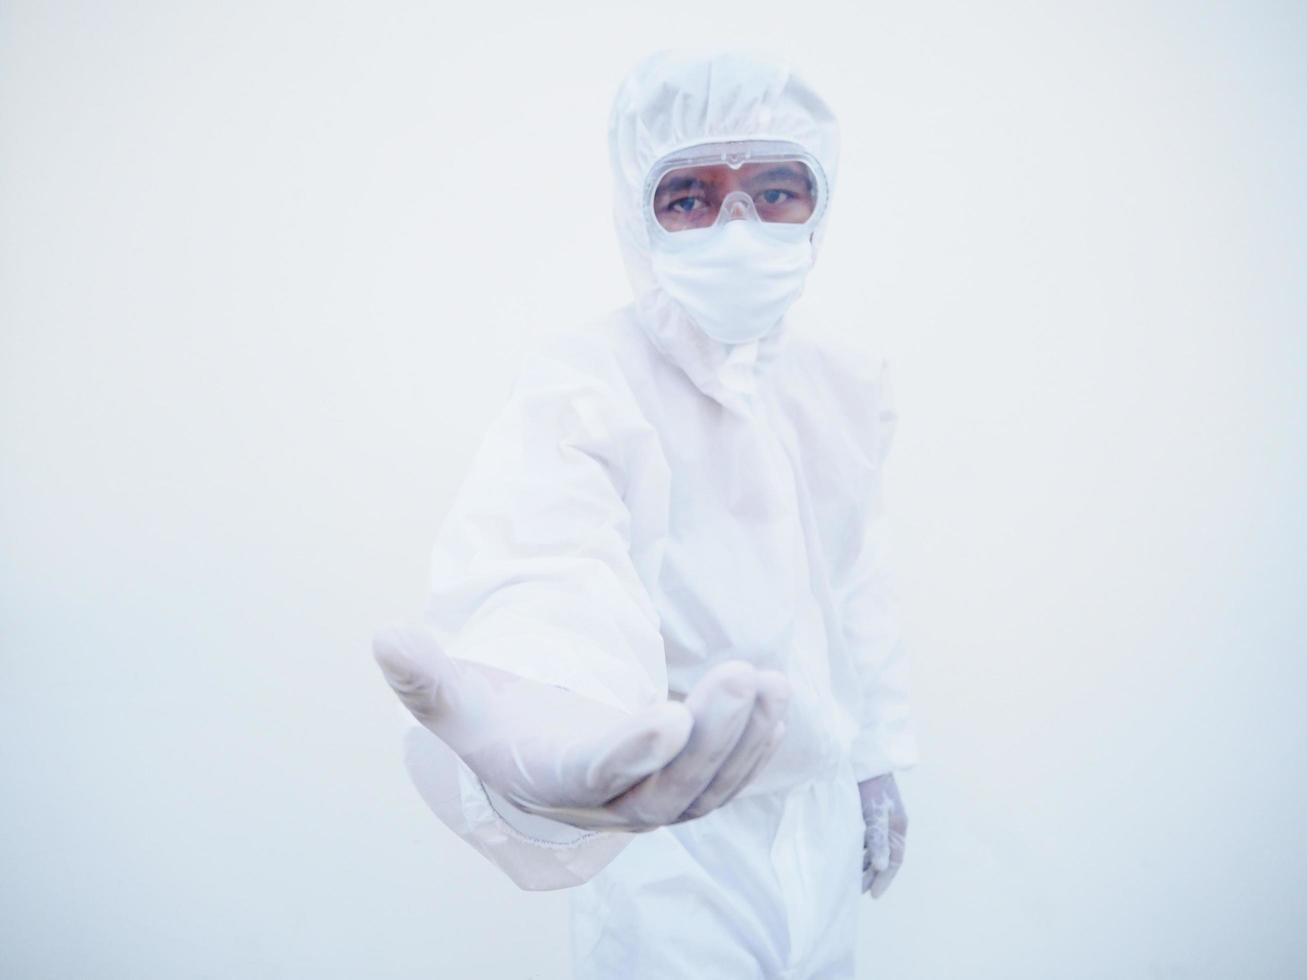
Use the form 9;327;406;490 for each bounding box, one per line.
858;773;907;898
373;625;790;832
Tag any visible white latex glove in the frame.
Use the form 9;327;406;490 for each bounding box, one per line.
858;773;907;898
373;625;790;831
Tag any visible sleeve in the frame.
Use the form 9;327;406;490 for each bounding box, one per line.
839;357;921;783
401;340;671;891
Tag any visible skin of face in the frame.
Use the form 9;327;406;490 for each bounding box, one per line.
652;160;817;232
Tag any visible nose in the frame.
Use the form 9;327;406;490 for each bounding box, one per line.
723;196;751;220
715;190;759;226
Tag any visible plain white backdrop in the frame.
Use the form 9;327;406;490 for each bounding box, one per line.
2;1;1304;977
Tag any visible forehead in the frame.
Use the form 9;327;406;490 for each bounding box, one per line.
654;160;813;189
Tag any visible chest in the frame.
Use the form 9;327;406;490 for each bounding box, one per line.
637;378;876;663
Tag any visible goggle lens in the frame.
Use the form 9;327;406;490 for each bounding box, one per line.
651;159;819;233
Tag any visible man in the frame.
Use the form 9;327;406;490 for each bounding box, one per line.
374;49;917;978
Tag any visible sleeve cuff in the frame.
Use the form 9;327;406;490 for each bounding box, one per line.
402;725;635;891
849;726;920;783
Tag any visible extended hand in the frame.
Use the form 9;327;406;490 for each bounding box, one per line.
373;625;790;832
858;773;907;898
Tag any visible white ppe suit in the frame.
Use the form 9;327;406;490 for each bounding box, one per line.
399;50;918;978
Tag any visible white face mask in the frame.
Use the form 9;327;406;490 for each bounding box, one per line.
649;219;815;345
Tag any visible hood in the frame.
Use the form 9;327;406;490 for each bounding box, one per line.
607;49;841;409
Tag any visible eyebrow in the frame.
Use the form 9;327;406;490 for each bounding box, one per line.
745;165;812;188
656;175;709;195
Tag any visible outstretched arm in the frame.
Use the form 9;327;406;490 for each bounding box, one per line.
375;341;789;889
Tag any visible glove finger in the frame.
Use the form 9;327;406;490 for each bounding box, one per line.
721;718;787;809
373;626;483;738
869;862;899;899
862;835;879;893
869;827;907;898
678;671;790;820
890;825;907;870
578;702;695;804
604;661;757;829
869;801;892;873
478;701;695;829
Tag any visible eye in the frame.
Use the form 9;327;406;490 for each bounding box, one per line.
756;188;793;206
669;196;707;214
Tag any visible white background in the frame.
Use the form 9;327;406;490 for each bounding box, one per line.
2;2;1304;977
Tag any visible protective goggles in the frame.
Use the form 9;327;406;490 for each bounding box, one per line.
644;139;829;239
